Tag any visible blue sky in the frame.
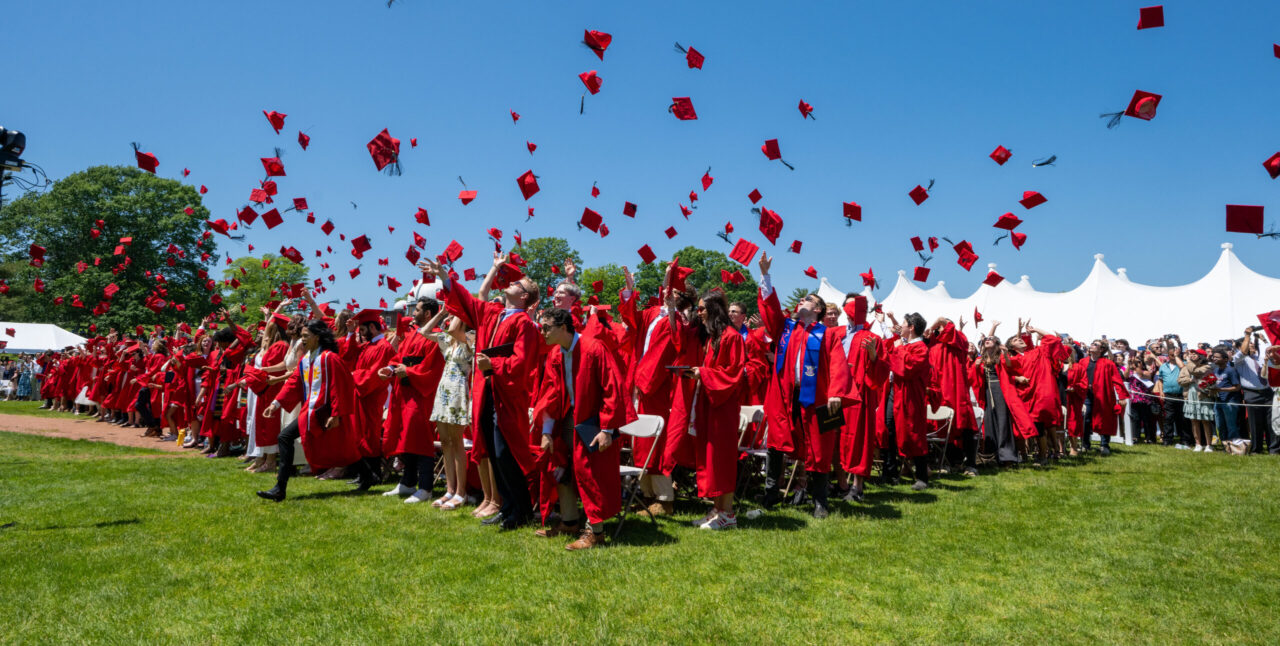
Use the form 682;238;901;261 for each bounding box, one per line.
9;0;1280;305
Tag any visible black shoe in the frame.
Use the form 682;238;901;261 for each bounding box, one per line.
762;489;783;509
499;515;529;531
1100;446;1111;457
911;479;929;491
354;475;376;492
256;487;285;502
842;488;864;503
481;513;506;526
812;502;829;519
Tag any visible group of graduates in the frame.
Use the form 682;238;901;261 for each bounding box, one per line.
34;251;1141;550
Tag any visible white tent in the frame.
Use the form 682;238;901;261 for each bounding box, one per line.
822;243;1279;345
0;322;87;354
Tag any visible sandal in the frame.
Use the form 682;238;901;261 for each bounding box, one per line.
440;494;465;511
431;493;453;508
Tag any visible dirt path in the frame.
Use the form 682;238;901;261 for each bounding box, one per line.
0;413;189;453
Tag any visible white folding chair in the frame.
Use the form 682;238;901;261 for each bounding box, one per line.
613;414;665;540
925;405;955;471
735;405;766;497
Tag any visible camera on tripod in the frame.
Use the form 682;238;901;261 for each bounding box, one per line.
1;126;26;171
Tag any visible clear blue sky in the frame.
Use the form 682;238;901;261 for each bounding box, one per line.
9;0;1280;306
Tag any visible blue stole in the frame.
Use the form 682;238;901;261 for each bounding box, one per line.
774;319;826;407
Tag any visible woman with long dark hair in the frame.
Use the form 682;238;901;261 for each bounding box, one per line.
685;290;747;530
973;330;1035;466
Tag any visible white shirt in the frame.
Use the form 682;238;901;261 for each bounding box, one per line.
541;334;580;435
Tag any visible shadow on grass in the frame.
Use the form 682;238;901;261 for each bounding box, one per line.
15;518;141;532
290;488;378;501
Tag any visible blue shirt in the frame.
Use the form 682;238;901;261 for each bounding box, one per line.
1213;364;1242;402
1157;362;1182;395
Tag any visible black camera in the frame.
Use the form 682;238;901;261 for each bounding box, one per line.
0;126;25;171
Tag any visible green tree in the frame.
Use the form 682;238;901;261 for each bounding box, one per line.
0;166;218;335
577;263;628;308
220;254;311;327
629;245;759;307
516;237;581;295
784;287;810;311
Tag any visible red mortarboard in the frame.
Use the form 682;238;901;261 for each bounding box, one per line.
701;171;713;191
598;224;609;238
132;143;158;173
1225;204;1264;234
1264;152;1280;179
908;185;929;205
994;213;1023;230
974;308;984;323
261;156;285;177
458;190;477;205
670;97;697;120
1124;90;1161;120
271;313;291;329
199;185;207;194
758;207;783;244
955;241;978;271
589;280;604;294
351;235;372;256
860;268;876;288
443;240;464;263
260;208;283;229
527;141;536;154
487;228;502;241
729;238;759;266
1137;5;1164;29
102;283;120;299
410;137;418;148
28;244;45;261
682;44;704;69
579;70;603;95
413;231;426;249
1019;191;1047;209
461;267;476;281
583;29;612;60
798;99;815;119
1256;309;1280;344
249;188;269;203
679;203;692;218
321;220;334;235
405;246;420;264
367;128;402;175
264;110;286;133
637;245;657;265
517;170;540;200
292;197;307;211
353;308;385;328
983;271;1005;287
665;226;677;239
843;201;862;222
724;221;734;234
789;240;802;253
580;207;602;232
1011;232;1027;249
910;236;924;252
668;262;696;292
928;236;939;252
748;189;763;204
623;201;637;217
913;267;930;282
414;207;430;225
510;110;520;123
803;266;817;279
207;219;231;235
761;139;794;170
990;145;1011;165
348;267;360;279
297;131;310;150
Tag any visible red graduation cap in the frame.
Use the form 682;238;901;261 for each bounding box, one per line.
410;137;418;148
623;201;637;217
843;201;862;222
260;208;283;229
689;191;697;203
803;266;818;279
199;185;208;194
973;308;984;323
386;277;402;292
280;246;303;263
994;212;1023;230
261;156;285;177
1137;5;1164;29
1225;204;1264;234
405;246;421;264
580;207;602;232
729;238;759;266
1019;191;1047;209
206;219;232;235
464;267;477;281
983;271;1005;287
928;236;939;252
637;245;657;264
527;141;536;154
798;100;815;120
348;267;360;278
320;220;334;235
351;235;372;255
579;70;603;95
588;279;604;294
413;231;426;249
910;236;925;252
668;259;696;292
583;29;612;60
860;268;876;287
487;228;502;242
1011;231;1027;249
701;171;713;191
761;139;794;170
292;197;308;211
28;244;45;262
748;189;763;204
517;170;540;200
414;207;430;225
264;110;286;133
679;203;692;218
724;221;734;234
1124;90;1161;120
954;240;979;271
297;131;310;150
789;240;802;253
367;128;402;174
908;185;929;205
249;188;269;204
670;97;697;120
458;190;477;205
913;267;931;282
102;283;120;299
990;145;1011;165
132;143;158;173
665;226;677;239
758;207;783;244
1256;309;1280;344
681;44;704;69
1264;152;1280;179
510;110;520;123
443;240;464;264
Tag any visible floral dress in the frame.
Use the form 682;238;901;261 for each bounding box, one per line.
429;333;473;426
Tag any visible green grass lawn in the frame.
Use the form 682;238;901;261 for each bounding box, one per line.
1;430;1277;645
0;399;81;419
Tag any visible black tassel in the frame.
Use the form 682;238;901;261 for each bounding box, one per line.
579;94;586;115
674;42;687;54
383;159;401;177
1100;112;1123;129
780;158;795;171
1032;154;1057;167
715;231;731;244
993;234;1008;246
457;176;467;188
925;179;935;191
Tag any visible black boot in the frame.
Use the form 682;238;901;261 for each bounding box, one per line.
810;472;830;519
257;464;293;501
880;449;900;485
351;460;376;491
762;448;785;508
911;456;930;491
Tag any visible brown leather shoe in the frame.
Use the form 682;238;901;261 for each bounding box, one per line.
565;527;601;551
645;501;673;516
534;522;578;538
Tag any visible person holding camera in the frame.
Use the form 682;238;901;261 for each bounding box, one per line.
1234;327;1275;454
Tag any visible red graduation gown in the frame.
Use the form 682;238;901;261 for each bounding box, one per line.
382;328;445;457
693;328;746;498
886;339;931;459
1012;335;1068;427
1064;361;1088;438
245;341;289;447
619;291;684;474
1084;356;1128;436
351;336;396;458
833;326;887;477
927;323;977;433
973;357;1037;440
274;349;361;471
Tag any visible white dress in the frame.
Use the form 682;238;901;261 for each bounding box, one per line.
428;333;473;426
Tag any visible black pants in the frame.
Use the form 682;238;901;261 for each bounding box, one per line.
274;419;302;492
1242;388;1276;453
1080;405;1112;451
1129;402;1157;442
399;453;435;491
1158;398;1184;445
480;382;532;522
136;387;159;428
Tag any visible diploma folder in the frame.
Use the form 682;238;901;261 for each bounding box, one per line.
575;415;602;453
816;405;844;433
482;342;516;358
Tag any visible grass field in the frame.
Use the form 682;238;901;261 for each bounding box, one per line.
1;429;1278;645
0;399;81;419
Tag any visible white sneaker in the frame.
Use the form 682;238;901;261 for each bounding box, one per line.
383;483;415;497
1203;444;1213;453
404;489;432;504
1175;444;1189;450
1193;445;1203;452
692;510;718;528
700;512;737;530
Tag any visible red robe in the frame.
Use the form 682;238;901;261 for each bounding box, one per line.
351;336;396;458
619;291;684;474
973;357;1037;440
757;287;852;473
274;349;361;470
245;341;289;448
885;339;931;459
382;327;445;457
693;328;746;498
1083;356;1128;436
927;323;977;433
1064;361;1087;438
832;325;887;477
1012;335;1068;427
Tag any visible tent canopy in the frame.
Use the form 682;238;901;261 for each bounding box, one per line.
822;243;1279;346
0;322;88;354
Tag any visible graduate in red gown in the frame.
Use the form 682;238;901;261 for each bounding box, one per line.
1063;347;1089;454
378;298;447;503
1007;321;1070;465
881;312;934;490
974;333;1037;466
257;320;367;501
349;308;397;480
1080;339;1129;456
924;317;980;474
195;320;250;457
420;255;541;530
236;312;293;473
829;294;887;502
686;292;747;530
530;308;634;549
756;254;852;517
